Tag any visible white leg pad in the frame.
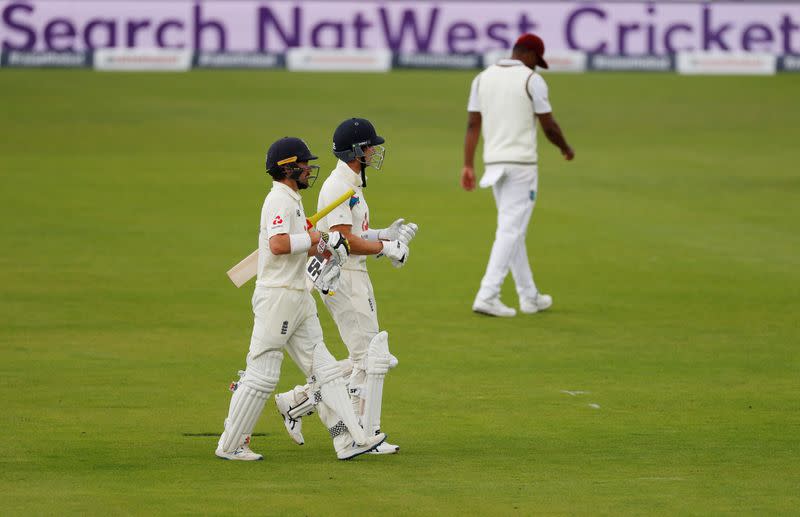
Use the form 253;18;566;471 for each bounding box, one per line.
219;351;282;452
312;344;368;445
363;331;391;436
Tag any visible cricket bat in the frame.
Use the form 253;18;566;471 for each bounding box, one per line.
226;188;356;287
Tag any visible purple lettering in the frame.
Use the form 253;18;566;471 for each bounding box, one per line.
487;22;510;49
2;3;35;51
517;13;537;35
379;7;439;52
617;23;640;56
741;24;774;52
84;19;116;49
352;12;371;48
447;22;477;54
194;3;226;52
311;21;344;48
779;15;799;54
126;20;150;48
447;22;478;54
258;6;300;51
645;5;656;54
565;6;606;53
664;23;693;53
702;5;731;51
44;18;76;51
156;20;184;49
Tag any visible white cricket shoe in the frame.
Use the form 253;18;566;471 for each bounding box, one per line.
274;392;305;445
472;296;517;317
368;441;400;455
215;444;263;461
336;432;387;460
520;293;553;314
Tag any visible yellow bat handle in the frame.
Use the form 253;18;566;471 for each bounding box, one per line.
306;188;356;228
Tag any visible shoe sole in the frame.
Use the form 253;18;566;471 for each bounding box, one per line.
368;445;400;455
215;452;263;461
472;308;516;317
337;435;387;461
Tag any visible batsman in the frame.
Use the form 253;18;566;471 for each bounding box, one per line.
274;118;418;455
215;136;386;461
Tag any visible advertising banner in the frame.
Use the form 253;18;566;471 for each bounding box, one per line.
94;48;192;71
2;1;799;56
1;49;89;67
676;51;776;75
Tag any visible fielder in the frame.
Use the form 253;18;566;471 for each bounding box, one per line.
462;33;575;317
274;118;417;455
215;136;386;461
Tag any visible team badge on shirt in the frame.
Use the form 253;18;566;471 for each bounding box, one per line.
349;196;360;208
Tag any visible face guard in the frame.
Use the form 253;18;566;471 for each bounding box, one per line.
284;163;320;190
354;144;386;170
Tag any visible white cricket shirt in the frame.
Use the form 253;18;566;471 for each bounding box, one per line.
256;181;310;290
316;160;369;272
467;59;552;165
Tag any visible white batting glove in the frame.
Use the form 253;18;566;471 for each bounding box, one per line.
380;240;409;268
314;260;342;295
319;231;350;265
397;222;418;245
377;218;405;241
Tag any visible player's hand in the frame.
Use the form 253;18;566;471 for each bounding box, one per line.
380;240;409;268
378;218;404;241
320;231;350;265
314;261;342;295
562;146;575;161
398;222;418;245
461;166;476;191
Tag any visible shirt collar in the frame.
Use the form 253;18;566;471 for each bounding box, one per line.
331;159;363;188
496;58;524;67
272;180;302;201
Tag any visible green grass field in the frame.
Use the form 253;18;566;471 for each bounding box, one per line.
1;69;799;515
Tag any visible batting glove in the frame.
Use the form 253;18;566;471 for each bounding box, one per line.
320;231;350;265
314;260;342;295
378;218;405;241
397;222;418;245
380;240;409;268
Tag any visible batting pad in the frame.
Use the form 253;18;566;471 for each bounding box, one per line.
312;344;368;446
219;351;282;452
363;331;391;436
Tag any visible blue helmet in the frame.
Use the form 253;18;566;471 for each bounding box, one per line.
332;118;385;169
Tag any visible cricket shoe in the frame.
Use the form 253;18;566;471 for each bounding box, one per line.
215;444;263;461
368;441;400;455
336;432;387;460
472;296;516;317
274;392;305;445
519;293;553;314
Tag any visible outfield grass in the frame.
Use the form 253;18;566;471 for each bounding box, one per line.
1;69;798;515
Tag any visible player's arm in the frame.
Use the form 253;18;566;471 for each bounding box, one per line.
268;232;323;256
328;224;383;256
462;111;481;191
536;112;574;161
461;75;482;191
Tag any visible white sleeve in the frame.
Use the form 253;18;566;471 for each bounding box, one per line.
264;196;291;238
466;74;480;112
528;73;552;114
318;185;353;229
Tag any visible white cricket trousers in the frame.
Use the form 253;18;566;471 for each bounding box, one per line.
476;163;539;302
321;268;379;364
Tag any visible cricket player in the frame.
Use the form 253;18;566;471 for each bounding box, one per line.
462;33;575;317
215;136;386;461
274;118;417;455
